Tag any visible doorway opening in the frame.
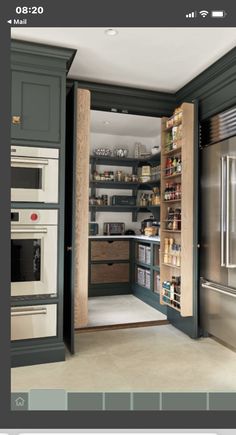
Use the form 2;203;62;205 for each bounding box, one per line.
81;109;167;331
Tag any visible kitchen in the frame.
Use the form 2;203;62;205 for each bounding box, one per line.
10;28;236;395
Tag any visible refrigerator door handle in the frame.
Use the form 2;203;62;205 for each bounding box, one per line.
221;156;226;266
202;281;236;298
226;156;236;268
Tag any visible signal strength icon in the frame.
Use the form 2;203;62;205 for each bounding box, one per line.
199;10;209;17
186;11;196;18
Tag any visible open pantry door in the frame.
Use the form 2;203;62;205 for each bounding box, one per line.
160;101;199;338
64;84;91;353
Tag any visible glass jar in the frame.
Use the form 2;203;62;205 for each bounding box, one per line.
116;171;123;182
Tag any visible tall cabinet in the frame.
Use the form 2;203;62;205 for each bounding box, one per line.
11;40;75;367
160;102;195;318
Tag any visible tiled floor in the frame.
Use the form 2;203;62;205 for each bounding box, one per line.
11;324;236;392
87;295;167;327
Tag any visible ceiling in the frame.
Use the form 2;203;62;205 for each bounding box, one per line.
91;110;161;137
11;27;236;92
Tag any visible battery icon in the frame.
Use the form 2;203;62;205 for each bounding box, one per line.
211;10;227;18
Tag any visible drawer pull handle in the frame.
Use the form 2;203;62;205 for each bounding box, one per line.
108;241;114;244
107;263;114;266
11;157;49;166
11;308;47;317
11;228;48;234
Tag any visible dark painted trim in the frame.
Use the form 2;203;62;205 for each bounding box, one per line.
176;47;236;120
70;79;176;117
67;47;236;121
11;342;65;367
11;39;76;72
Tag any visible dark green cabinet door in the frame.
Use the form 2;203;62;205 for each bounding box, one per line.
11;70;61;143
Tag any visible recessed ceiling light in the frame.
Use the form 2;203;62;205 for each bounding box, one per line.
105;28;118;36
103;121;110;125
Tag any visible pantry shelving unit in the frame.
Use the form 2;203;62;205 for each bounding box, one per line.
89;153;161;221
160;102;195;317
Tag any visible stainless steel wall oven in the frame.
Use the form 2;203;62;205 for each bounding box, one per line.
11;209;58;297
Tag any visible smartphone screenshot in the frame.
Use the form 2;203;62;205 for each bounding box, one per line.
0;0;236;432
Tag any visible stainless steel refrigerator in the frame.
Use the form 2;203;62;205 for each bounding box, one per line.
200;134;236;348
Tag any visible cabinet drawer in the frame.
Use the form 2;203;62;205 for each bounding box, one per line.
11;304;57;341
91;263;129;284
91;240;129;261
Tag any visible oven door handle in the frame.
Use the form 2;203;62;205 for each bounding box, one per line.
11;308;47;317
11;228;48;234
11;157;49;166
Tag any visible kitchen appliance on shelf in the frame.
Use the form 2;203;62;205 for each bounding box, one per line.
111;195;136;206
103;222;125;236
140;216;159;235
11;209;58;297
11;145;59;203
200;129;236;348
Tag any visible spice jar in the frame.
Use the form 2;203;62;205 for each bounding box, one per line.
132;174;138;182
139;194;148;207
97;197;103;206
152;187;160;205
124;174;131;182
116;171;123;182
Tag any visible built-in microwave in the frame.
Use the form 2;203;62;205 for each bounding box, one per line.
11;209;58;297
11;146;59;203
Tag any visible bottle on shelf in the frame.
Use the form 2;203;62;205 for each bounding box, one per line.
163;237;181;267
164;182;182;201
161;275;181;309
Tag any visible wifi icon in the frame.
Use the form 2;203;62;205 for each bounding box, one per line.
199;10;209;17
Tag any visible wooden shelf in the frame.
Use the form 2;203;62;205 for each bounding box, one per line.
163;198;182;203
164;121;182;132
161;229;181;233
163;172;182;180
163;146;182;156
160;103;195;317
162;263;181;269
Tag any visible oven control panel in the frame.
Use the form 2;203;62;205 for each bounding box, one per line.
11;209;58;225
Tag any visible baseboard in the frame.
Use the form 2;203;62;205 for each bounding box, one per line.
11;341;65;367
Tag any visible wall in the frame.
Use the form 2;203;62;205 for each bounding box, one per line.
89;131;161;234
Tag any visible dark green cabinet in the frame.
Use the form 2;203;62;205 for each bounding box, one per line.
11;70;61;143
11;40;76;367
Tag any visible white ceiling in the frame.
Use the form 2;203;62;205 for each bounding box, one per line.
11;27;236;92
91;110;161;137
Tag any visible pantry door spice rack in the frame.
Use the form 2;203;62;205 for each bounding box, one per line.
160;102;195;317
